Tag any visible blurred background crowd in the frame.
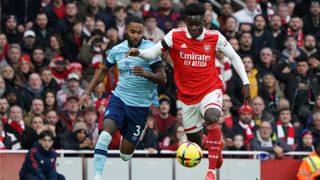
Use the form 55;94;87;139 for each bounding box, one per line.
0;0;320;160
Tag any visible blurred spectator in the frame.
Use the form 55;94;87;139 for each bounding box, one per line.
269;14;286;51
143;14;165;43
278;3;290;25
46;110;60;126
62;121;93;150
42;0;65;27
0;97;10;124
40;68;60;94
275;107;301;145
82;15;96;40
137;115;160;153
233;0;261;24
0;119;20;149
3;15;23;44
153;0;181;33
6;43;22;70
5;105;31;141
21;30;36;55
19;130;65;180
250;121;291;159
0;77;5;98
204;9;216;30
127;0;144;18
295;130;315;158
69;62;89;89
44;91;57;112
85;0;103;18
160;125;187;151
313;94;320;113
229;38;240;52
56;72;84;109
94;19;107;33
256;47;276;77
31;47;50;73
238;32;254;58
222;16;238;40
221;94;235;136
154;95;176;141
83;107;99;146
252;96;275;126
303;0;320;34
287;16;304;48
275;57;319;124
65;20;84;61
0;33;9;61
106;26;120;50
252;15;276;58
2;65;21;91
218;2;234;30
56;2;79;40
95;0;119;28
23;73;45;109
261;73;285;115
296;142;320;180
307;53;320;84
228;56;263;108
15;54;35;86
110;5;127;41
215;51;232;91
21;116;45;149
49;55;70;86
311;112;320;146
300;34;318;57
232;104;257;145
45;34;71;61
225;134;248;158
57;95;81;139
175;108;183;126
24;98;45;126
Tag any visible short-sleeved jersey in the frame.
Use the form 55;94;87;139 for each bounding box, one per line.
162;27;226;105
106;39;161;107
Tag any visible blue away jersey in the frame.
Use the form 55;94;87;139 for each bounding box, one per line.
105;39;161;107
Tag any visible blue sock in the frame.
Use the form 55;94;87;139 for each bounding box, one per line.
94;131;112;176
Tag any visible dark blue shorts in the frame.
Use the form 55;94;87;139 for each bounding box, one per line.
104;94;149;145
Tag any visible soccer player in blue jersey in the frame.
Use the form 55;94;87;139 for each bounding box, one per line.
79;16;166;180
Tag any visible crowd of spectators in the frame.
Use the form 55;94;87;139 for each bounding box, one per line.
0;0;320;160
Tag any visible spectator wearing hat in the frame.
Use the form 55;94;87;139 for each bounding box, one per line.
21;30;37;55
300;34;318;57
3;15;23;44
0;33;10;62
15;54;35;86
154;95;176;141
57;95;82;139
31;47;50;73
49;55;70;86
295;130;315;159
23;73;45;111
232;104;258;145
19;130;65;180
56;72;84;109
308;53;320;84
250;121;292;159
303;0;320;34
62;122;93;150
32;12;53;47
69;62;89;89
275;55;320;123
143;14;165;43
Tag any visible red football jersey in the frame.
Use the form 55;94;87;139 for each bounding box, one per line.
163;27;223;105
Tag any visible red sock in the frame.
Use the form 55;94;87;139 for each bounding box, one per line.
206;123;223;170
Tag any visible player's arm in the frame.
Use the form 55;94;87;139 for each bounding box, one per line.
216;32;252;107
128;31;173;60
133;61;167;85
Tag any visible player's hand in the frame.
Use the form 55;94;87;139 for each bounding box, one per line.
133;66;148;77
79;93;90;110
127;48;140;57
242;84;253;108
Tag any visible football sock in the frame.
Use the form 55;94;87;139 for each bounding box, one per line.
94;131;112;176
207;123;223;170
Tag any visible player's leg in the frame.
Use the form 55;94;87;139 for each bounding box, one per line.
200;90;224;180
94;118;118;178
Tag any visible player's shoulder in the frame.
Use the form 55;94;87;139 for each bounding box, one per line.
141;39;155;47
204;29;221;36
109;41;128;53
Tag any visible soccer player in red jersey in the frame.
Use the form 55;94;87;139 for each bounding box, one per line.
128;3;252;180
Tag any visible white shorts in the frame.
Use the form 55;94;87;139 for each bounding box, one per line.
181;89;223;134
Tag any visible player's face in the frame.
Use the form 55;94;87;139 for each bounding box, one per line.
126;22;144;48
185;15;204;39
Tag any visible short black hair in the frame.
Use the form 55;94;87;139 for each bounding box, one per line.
184;3;206;16
126;15;144;26
38;130;55;140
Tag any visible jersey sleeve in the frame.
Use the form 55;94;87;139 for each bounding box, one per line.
105;48;116;67
161;30;173;51
216;32;250;85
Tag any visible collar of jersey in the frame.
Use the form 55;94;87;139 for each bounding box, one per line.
185;27;205;41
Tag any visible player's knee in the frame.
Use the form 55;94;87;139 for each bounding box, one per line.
204;109;220;125
120;152;133;161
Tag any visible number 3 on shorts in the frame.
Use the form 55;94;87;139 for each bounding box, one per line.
133;125;141;137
